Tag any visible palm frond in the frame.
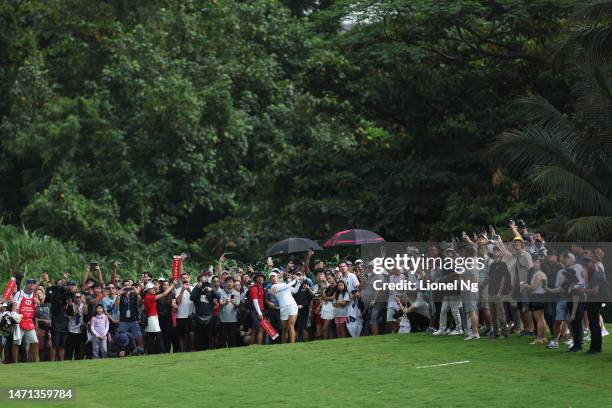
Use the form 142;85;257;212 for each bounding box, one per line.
528;165;612;215
513;95;574;131
565;215;612;240
574;1;612;24
488;124;580;179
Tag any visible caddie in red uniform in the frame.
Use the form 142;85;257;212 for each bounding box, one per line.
249;272;266;345
12;278;39;363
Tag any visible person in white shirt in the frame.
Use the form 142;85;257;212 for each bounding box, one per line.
268;271;300;343
339;262;360;294
387;268;405;333
174;272;194;352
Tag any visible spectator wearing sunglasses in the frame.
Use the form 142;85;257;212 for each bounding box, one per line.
102;284;119;336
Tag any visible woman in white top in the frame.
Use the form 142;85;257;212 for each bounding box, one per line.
268;271;300;343
522;257;548;345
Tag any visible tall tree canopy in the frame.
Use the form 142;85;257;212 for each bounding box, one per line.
0;0;587;262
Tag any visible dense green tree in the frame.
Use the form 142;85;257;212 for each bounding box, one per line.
0;0;589;262
491;1;612;240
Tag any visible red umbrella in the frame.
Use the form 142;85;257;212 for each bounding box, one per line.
323;229;385;247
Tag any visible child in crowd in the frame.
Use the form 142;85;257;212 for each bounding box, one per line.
90;304;109;358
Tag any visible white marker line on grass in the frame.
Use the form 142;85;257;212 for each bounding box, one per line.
416;360;470;369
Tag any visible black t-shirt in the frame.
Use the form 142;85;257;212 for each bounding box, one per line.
488;261;509;296
48;286;69;332
157;298;172;324
119;293;139;322
190;286;220;317
293;283;312;307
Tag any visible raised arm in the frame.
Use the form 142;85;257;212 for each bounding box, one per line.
111;261;120;284
82;265;89;289
155;281;176;300
216;253;225;276
96;265;104;285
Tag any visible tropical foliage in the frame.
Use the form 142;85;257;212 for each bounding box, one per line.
0;0;605;280
490;1;612;240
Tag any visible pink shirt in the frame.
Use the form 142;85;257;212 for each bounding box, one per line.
91;314;109;337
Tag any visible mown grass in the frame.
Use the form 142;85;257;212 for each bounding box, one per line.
2;331;611;408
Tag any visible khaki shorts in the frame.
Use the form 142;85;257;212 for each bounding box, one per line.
13;326;38;346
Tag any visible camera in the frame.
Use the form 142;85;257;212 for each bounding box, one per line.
90;262;98;273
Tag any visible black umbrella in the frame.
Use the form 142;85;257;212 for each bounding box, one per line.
323;229;384;247
265;238;323;257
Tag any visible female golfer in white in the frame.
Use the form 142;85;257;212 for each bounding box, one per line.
268;271;300;343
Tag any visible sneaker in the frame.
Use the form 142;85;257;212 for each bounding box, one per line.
448;329;462;336
584;334;591;342
565;338;574;345
464;334;480;340
433;329;445;336
602;328;610;337
566;341;574;349
546;340;559;349
444;328;452;334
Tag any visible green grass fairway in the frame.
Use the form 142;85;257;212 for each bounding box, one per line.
3;332;612;407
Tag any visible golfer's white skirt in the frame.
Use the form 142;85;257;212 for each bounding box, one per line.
280;303;298;321
145;315;161;333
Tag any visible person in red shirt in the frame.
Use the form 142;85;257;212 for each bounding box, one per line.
12;279;40;363
249;272;266;345
143;280;175;354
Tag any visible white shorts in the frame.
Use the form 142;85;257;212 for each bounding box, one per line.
280;303;299;321
145;316;161;333
387;302;399;322
13;326;38;346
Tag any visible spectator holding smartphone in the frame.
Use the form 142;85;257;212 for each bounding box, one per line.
190;281;220;350
219;276;240;348
175;272;194;352
65;292;86;360
116;280;144;350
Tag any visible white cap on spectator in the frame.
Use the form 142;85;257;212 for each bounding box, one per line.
355;259;363;265
269;271;278;278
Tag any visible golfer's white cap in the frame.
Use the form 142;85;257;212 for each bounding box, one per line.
144;282;155;291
